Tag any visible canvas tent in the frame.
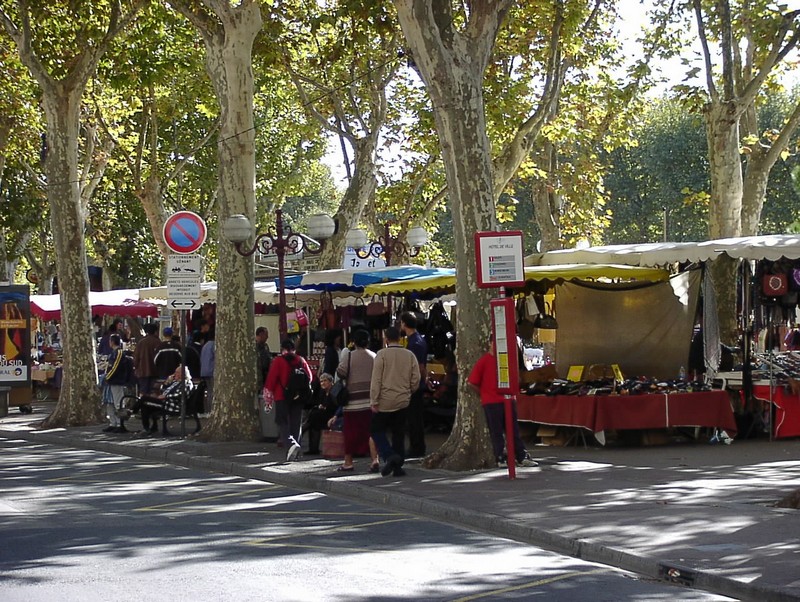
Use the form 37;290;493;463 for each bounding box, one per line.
283;265;456;292
531;234;800;267
363;264;669;296
31;289;159;321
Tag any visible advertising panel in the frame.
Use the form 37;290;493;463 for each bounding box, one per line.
0;285;31;387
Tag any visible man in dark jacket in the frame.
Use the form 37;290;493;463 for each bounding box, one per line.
134;323;161;394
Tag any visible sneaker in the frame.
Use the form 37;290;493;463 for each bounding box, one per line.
517;454;538;467
286;437;302;462
496;456;508;468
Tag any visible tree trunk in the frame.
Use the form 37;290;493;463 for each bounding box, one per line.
184;1;262;441
318;137;378;270
704;101;743;240
40;86;103;427
394;0;513;470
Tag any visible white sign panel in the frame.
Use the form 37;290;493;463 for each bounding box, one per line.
342;247;386;270
167;253;201;310
168;254;201;276
474;231;525;288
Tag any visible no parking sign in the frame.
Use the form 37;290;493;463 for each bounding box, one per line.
163;211;207;254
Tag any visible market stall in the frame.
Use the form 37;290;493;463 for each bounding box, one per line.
517;390;737;444
31;289;159;320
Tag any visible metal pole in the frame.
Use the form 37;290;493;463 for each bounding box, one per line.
180;310;187;438
276;209;288;341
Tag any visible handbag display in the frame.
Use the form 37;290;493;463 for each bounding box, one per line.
763;273;788;297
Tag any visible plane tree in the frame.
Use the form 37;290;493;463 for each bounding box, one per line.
0;0;147;427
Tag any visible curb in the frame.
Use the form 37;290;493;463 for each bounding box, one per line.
3;428;798;602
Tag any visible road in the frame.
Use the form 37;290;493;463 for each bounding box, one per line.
0;438;732;601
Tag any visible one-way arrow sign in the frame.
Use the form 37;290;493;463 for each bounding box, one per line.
169;299;198;310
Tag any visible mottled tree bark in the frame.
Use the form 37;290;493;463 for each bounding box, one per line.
169;0;262;441
394;0;514;470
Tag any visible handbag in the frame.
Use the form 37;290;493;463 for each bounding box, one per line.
533;302;558;329
366;294;387;316
318;291;338;329
366;294;391;329
322;429;345;459
763;273;788;297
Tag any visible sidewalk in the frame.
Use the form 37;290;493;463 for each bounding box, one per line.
1;403;799;602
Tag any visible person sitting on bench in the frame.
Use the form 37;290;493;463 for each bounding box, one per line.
138;364;195;433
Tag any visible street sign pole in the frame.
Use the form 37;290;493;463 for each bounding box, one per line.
162;211;207;439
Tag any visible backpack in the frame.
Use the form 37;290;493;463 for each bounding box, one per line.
283;355;312;405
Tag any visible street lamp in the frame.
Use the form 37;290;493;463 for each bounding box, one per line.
345;222;428;266
224;209;335;340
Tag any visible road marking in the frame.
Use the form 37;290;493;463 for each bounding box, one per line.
244;517;416;547
136;485;281;511
451;568;611;601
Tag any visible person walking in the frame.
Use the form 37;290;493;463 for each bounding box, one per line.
133;322;161;395
467;342;538;468
264;339;313;462
400;312;428;457
370;326;420;477
200;331;216;414
334;329;379;472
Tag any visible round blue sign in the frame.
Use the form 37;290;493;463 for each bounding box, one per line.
163;211;207;254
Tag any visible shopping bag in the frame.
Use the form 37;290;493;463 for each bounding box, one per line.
322;429;345;459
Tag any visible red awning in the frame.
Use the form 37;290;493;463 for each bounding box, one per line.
31;289;159;321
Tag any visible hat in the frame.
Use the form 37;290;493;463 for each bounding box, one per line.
163;327;173;336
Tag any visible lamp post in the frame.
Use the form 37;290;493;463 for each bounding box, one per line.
345;222;428;266
224;210;335;341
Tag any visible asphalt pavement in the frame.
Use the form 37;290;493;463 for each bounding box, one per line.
1;402;799;602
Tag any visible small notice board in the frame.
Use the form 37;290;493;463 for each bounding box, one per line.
475;231;525;288
490;297;519;394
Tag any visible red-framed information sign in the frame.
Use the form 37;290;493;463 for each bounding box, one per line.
474;231;525;288
490;297;519;394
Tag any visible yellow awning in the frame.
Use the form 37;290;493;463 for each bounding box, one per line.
363;263;669;296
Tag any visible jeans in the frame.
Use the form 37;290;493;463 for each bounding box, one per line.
276;400;303;447
370;408;407;463
483;400;526;462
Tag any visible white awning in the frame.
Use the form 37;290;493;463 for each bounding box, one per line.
531;235;800;267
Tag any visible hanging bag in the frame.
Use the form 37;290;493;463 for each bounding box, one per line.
317;291;338;330
366;294;391;330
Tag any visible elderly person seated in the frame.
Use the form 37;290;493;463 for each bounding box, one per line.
303;372;338;455
137;364;195;433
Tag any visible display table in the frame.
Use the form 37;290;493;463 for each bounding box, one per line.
750;384;800;439
517;390;737;439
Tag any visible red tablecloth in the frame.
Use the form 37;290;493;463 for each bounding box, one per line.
751;385;800;439
518;390;737;436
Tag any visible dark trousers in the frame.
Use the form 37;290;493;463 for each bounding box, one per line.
276;400;303;446
483;401;526;463
304;406;335;453
371;407;407;464
406;388;426;456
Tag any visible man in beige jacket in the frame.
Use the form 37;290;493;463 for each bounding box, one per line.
370;326;421;477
